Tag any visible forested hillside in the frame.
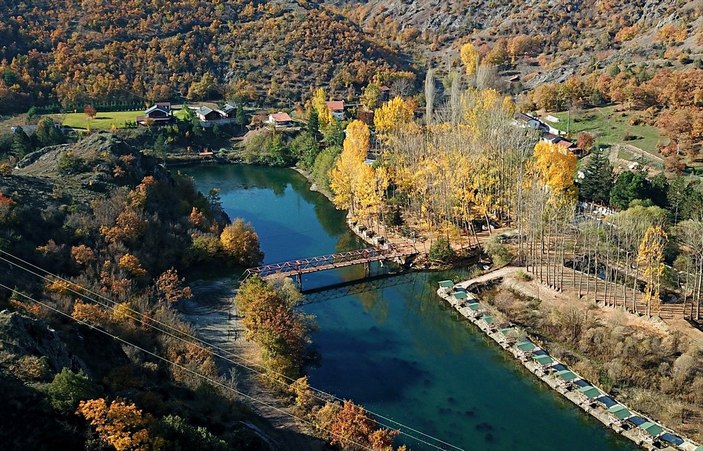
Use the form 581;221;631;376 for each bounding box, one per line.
333;0;702;86
0;0;408;113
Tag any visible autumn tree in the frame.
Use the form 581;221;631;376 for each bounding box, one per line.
374;97;414;139
460;42;480;78
234;276;312;377
84;104;97;119
637;225;668;317
316;400;398;451
312;87;333;127
77;398;152;451
155;268;192;306
219;219;264;266
329;120;370;214
533;142;577;197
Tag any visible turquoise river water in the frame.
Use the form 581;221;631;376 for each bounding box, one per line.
183;164;638;451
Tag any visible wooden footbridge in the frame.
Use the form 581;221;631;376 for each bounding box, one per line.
242;247;414;288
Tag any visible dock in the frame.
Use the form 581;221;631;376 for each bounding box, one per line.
435;280;701;451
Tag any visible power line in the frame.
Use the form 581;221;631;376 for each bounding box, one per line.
0;283;374;451
0;250;464;451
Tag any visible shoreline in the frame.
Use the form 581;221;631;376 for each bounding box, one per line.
436;272;701;451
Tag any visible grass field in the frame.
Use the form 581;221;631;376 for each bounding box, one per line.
546;105;669;156
48;111;142;130
50;108;193;130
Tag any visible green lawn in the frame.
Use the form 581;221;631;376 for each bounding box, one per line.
546;105;669;156
48;111;143;130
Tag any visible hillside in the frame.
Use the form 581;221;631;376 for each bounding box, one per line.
332;0;703;87
0;0;410;113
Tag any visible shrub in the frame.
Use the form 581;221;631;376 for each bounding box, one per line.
429;237;455;263
46;368;101;414
483;235;514;266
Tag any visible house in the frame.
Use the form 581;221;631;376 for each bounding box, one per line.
195;106;222;122
540;132;562;145
326;100;345;121
514;112;549;133
137;102;173;126
556;139;576;150
268;112;293;127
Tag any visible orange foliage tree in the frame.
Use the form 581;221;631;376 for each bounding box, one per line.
77;398;152;451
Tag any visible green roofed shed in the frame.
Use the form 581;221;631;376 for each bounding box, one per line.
483;315;494;325
534;355;554;366
500;327;518;336
578;386;601;399
557;370;578;381
438;280;454;288
694;446;703;451
607;405;632;420
640;422;664;437
453;291;468;300
468;303;481;311
517;341;537;352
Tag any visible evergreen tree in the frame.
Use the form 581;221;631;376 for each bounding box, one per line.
610;170;650;209
307;109;320;137
579;148;613;204
235;104;247;127
11;127;32;157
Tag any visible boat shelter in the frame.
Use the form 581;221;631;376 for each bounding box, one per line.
578;386;601;400
533;354;554;366
516;341;537;353
556;370;578;382
438;280;454;289
638;421;664;437
607;405;632;420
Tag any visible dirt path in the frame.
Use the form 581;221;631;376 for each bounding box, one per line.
180;280;322;451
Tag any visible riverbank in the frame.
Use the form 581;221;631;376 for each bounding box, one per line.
436;270;703;451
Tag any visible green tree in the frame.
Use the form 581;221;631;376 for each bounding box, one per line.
579;148;613;204
46;368;100;414
322;119;345;147
429;237;456;263
11;127;32;157
153;415;228;451
610;171;651;209
307;109;320;137
235;105;247;127
311;146;341;192
26;106;37;122
290;131;319;170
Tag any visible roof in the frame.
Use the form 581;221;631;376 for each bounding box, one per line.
578;386;601;399
222;103;236;113
452;291;468;300
482;315;494;325
516;341;537;352
534;354;554;365
556;370;578;381
542;132;561;142
270;112;292;122
659;433;683;446
198;106;214;115
438;280;454;288
626;416;647;426
514;112;537;122
500;327;518;337
467;303;481;311
145;104;170;115
638;422;664;437
607;405;632;420
326;100;344;111
595;395;617;408
556;139;575;148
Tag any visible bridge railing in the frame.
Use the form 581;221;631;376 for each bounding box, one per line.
242;247;394;279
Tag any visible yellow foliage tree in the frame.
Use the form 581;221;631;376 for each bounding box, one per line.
460;42;480;77
118;253;147;278
329;120;370;214
533;141;577;196
77;398;152;451
220;219;264;266
637;225;668;317
311;87;332;127
374;97;414;137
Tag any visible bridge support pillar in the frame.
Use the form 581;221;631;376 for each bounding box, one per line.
295;272;302;289
364;261;370;277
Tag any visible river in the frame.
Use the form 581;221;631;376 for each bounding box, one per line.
183;164;638;451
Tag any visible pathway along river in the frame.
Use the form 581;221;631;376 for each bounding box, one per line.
184;164;637;451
